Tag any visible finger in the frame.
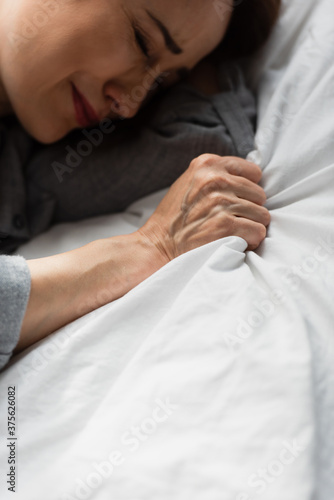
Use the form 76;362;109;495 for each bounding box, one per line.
222;157;263;184
232;200;271;226
231;218;267;250
230;176;267;205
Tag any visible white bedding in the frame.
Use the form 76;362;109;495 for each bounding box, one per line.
1;0;334;498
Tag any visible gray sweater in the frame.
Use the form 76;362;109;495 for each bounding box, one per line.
0;61;256;370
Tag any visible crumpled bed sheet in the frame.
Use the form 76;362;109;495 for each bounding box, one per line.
0;0;333;498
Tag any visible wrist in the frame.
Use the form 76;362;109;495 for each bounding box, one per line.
136;221;175;264
91;230;169;308
17;231;169;352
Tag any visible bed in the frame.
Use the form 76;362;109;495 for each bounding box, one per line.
1;0;333;498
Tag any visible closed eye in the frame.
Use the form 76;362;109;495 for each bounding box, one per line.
134;26;151;59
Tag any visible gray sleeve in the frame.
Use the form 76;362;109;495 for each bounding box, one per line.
0;255;31;370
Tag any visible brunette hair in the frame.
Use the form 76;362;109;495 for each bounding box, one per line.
215;0;282;59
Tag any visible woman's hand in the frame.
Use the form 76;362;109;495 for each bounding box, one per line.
138;154;270;262
16;154;269;353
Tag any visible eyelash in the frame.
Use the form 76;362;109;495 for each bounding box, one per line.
134;27;151;59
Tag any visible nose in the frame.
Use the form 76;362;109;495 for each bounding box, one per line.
103;81;149;119
103;67;161;119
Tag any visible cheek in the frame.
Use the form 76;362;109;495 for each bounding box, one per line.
3;0;138;96
1;0;138;142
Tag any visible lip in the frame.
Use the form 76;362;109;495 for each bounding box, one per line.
71;83;100;128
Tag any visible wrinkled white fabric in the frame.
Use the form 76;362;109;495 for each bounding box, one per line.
0;0;333;499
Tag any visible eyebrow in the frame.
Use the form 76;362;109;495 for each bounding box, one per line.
146;10;183;55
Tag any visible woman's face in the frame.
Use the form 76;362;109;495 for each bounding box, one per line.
0;0;231;144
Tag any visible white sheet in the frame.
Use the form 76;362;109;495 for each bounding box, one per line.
1;0;334;498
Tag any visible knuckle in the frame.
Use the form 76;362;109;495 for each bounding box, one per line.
262;209;271;226
207;173;232;191
198;172;223;193
259;190;267;205
211;194;235;212
256;224;267;241
256;205;270;226
253;164;263;182
251;184;266;205
191;161;235;197
219;212;234;232
244;222;267;248
207;191;222;204
219;195;235;209
190;153;219;171
228;216;238;235
224;157;244;175
223;173;234;187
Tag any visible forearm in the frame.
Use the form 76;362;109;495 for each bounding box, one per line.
15;231;166;353
14;154;269;354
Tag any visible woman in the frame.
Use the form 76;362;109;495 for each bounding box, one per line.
0;0;280;369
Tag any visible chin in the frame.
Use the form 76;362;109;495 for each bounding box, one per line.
11;100;72;144
34;130;69;145
21;117;71;144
